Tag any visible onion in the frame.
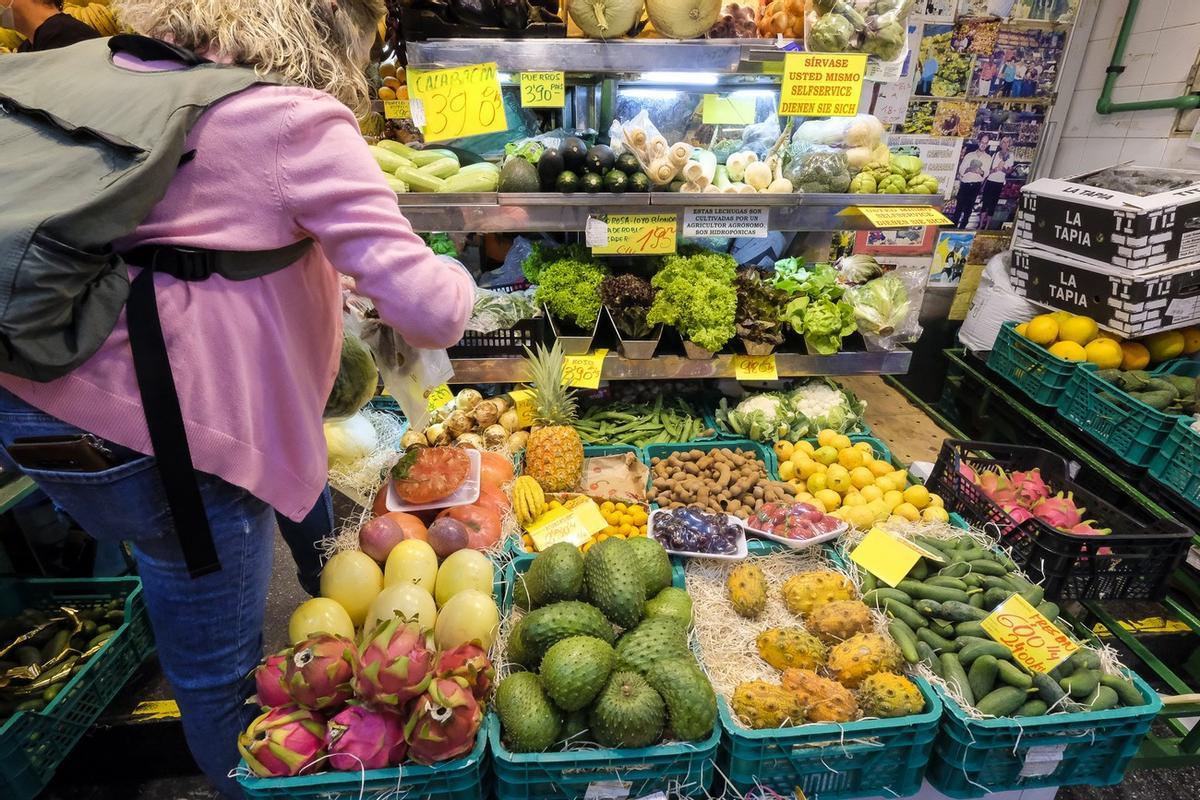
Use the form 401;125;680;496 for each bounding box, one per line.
473;399;500;427
489;395;513;414
454;432;485;450
445;409;473;437
455;388;483;412
508;431;529;451
483;424;508;447
425;423;450;446
499;408;521;433
401;430;427;450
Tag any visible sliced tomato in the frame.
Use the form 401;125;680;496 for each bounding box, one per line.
391;447;470;505
437;504;501;550
478;451;514;490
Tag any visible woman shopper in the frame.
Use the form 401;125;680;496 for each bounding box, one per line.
0;1;473;797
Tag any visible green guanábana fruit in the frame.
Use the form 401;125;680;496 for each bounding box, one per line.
589;670;666;748
521;601;615;669
495;672;561;753
624;536;673;596
539;636;615;712
584;539;646;629
644;657;717;741
614;617;689;675
516;542;584;609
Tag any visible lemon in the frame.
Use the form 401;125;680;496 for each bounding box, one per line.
774;440;794;462
815;489;842;512
847;505;877;530
888;470;908;486
868;460;892;478
874;477;897;494
922;506;950;523
842;492;866;507
1120;341;1150;370
894;502;921;522
903;484;931;509
1015;322;1029;337
806;496;827;513
1144;330;1185;363
795;491;815;504
1084;338;1122;369
806;473;828;494
850;466;875;489
799;460;825;479
1025;315;1059;345
1048;340;1087;361
1058;315;1098;345
854;441;874;453
816;429;838;447
778;460;796;481
838;448;864;469
928;494;944;508
1050;310;1073;323
826;465;852;493
814;446;839;465
867;499;890;521
831;434;853;451
883;490;904;510
789;451;810;469
859;484;883;502
795;440;815;456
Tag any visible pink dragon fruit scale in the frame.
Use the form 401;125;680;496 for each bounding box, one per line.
1009;468;1051;507
353;615;435;707
957;461;978;484
977;469;1019;506
255;649;293;708
1065;520;1111;536
238;705;327;778
284;633;357;712
405;678;482;765
325;703;407;771
434;643;495;701
1032;492;1086;530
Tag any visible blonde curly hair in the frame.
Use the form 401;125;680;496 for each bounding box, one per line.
113;0;385;115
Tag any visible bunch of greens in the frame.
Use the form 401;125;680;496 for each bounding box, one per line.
646;251;738;353
422;233;458;258
600;274;658;339
735;266;790;346
504;138;545;165
845;274;911;337
522;241;590;284
535;255;609;330
773;258;858;355
771;258;838;296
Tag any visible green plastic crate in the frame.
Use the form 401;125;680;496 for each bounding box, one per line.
0;577;155;800
925;672;1161;797
1149;415;1200;512
987;322;1080;407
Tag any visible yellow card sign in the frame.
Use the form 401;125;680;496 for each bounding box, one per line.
854;206;953;228
520;72;565;108
850;528;943;587
591;214;677;256
425;384;453;412
562;349;608;390
982;594;1079;674
383;99;411;120
406;62;507;143
733;354;779;382
508;389;536;428
526;499;607;550
779;52;868;117
702;95;757;125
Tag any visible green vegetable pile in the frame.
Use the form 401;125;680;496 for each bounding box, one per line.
647;251;738;353
1096;369;1199;414
774;260;857;355
528;245;609;330
735;267;790;346
423;232;459;257
575;396;715;447
713;380;867;442
600;274;657;339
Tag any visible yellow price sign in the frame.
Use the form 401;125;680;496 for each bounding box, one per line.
508;389;536;428
520;72;564;108
779;52;868;117
383;99;411;120
526;499;607;550
406;62;507;143
733;354;779;382
852;206;953;228
982;593;1079;674
850;528;944;587
591;214;677;256
561;349;608;390
425;384;453;412
702;95;757;125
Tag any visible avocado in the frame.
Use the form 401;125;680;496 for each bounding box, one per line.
561;137;588;173
555;170;580;193
616;152;641;175
581;172;604;193
603;170;628;193
628;172;651;193
585;145;616;174
499;157;540;193
537;148;564;191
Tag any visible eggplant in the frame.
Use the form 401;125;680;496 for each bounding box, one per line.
447;0;500;26
497;0;530;29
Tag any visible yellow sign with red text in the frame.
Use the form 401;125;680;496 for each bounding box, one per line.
733;355;779;382
591;215;677;256
779;53;868;117
982;593;1079;673
383;99;411;120
561;350;608;390
406;62;507;143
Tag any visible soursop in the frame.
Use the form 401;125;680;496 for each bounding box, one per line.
539;636;615;712
506;615;533;670
584;539;647;628
559;708;590;746
615;617;689;676
645;657;717;741
516;542;584;609
521;601;615;669
625;536;673;596
643;587;693;629
589;670;666;748
495;672;561;752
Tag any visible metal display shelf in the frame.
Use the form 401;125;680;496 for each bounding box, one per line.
449;350;911;382
397;192;931;232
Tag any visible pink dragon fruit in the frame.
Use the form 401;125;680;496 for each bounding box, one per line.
284;634;357;711
255;649;293;708
1065;520;1111;536
1009;469;1051;507
1032;492;1086;530
977;469;1019;506
404;678;482;764
353;615;435;707
957;461;978;484
1001;504;1035;525
238;705;327;777
325;703;407;771
434;643;494;701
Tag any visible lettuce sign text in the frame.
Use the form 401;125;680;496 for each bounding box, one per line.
407;62;507;142
779;53;867;117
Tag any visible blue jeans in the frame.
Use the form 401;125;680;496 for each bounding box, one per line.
0;389;272;799
275;486;332;597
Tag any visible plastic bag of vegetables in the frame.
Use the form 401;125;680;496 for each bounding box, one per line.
804;0;915;64
845;267;925;351
782;145;851;193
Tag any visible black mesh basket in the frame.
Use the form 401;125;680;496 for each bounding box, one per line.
447;317;546;359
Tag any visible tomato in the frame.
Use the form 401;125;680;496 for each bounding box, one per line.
475;485;510;519
478;451;514;490
437;504;502;550
372;485;389;517
392;447;470;504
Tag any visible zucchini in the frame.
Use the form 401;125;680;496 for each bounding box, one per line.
883;598;929;630
863;588;913;607
376;139;421;160
1084;685;1119;711
996;660;1033;690
889;619;920;663
977;686;1027;716
968;654;999;700
1099;674;1143;707
369;145;414;173
967;559;1009;576
1016;698;1049;717
440;169;500;193
419;157;460;179
394;166;446;193
898;580;970;604
457;162;501;176
409;148;459;167
958;639;1012;665
1060;668;1100;699
385;176;409;194
938;601;989;622
941;653;974;706
916;627;958;653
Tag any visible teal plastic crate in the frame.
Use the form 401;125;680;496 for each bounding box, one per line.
925;672;1161;798
0;577;155;800
238;724;488;800
987;322;1080;407
1149;415;1200;512
717;676;941;799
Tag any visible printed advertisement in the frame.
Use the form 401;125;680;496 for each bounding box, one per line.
889;134;965;200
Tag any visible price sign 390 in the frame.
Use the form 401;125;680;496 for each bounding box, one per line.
407;62;507;143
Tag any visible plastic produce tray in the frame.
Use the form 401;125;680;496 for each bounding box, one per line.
927;439;1193;600
448;317;545;359
987;322;1080;407
925;673;1161;797
1148;416;1200;513
0;577;155;800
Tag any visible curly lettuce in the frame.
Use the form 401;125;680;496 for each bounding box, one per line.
647;251;738;353
535;257;608;329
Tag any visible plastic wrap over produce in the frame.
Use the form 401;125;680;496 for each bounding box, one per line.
804;0;916;70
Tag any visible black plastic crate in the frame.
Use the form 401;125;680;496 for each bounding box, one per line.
927;439;1193;601
399;7;565;41
448;317;545;358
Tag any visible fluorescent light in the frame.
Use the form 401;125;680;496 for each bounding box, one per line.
639;71;721;85
620;89;685;101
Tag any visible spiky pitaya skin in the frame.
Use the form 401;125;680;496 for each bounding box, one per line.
1010;469;1051;506
285;634;357;711
978;469;1018;506
1032;492;1085;529
434;643;495;701
353;615;435;706
957;461;978;484
325;703;407;771
404;678;482;764
238;705;327;777
1066;520;1111;536
255;649;293;708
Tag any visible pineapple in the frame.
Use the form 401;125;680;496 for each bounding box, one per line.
755;627;826;671
727;563;767;619
781;668;860;723
522;343;584;492
782;571;856;617
731;681;803;729
857;672;925;719
826;632;902;689
805;600;874;644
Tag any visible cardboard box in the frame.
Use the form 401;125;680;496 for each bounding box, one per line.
1014;165;1200;272
1010;245;1200;337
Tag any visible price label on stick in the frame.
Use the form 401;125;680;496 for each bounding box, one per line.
850;528;944;587
508;389;536;428
406;62;507;143
383;99;411;120
779;52;868;117
561;350;608;390
425;384;453;412
733;354;779;382
981;593;1079;673
591;214;677;256
520;72;565;108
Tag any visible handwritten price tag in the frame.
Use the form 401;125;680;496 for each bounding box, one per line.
526;499;608;551
702;95;756;125
383;99;411;120
425;384;454;412
733;354;779;382
591;214;677;256
850;528;944;587
779;52;868;117
561;349;608;390
508;389;536;428
406;62;507;143
851;206;953;227
981;593;1079;674
520;72;564;108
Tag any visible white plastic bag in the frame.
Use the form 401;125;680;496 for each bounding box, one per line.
609;110;693;186
958;252;1038;352
358;320;453;431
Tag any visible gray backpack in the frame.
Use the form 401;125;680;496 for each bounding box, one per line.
0;36;313;576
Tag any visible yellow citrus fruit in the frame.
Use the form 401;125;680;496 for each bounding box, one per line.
806;496;827;513
922;506;950;523
928;494;944;508
1144;330;1185;363
1058;315;1098;345
894;502;921;522
778;460;796;481
1025;315;1059;345
1094;330;1123;342
1120;341;1150;370
806;473;828;494
799;460;825;479
842;492;867;507
874;477;897;494
869;459;892;478
838;448;864;469
1050;310;1073;323
795;440;815;456
850;466;875;489
814;446;839;466
826;466;852;493
1183;327;1200;355
1084;338;1122;369
817;429;838;447
1015;322;1029;337
847;505;877;529
883;490;905;510
774;441;795;462
790;450;812;469
868;499;890;521
903;484;932;509
854;441;873;453
795;491;815;504
860;484;883;502
831;434;853;451
888;470;908;486
815;489;842;512
1048;341;1087;361
378;86;397;101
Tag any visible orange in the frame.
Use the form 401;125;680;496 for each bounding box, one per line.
1182;327;1200;355
1120;341;1150;370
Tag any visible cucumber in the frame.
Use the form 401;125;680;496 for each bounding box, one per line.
967;559;1009;576
909;559;929;580
958;640;1012;665
941;653;974;706
889;619;920;664
1016;699;1049;717
863;588;913;607
977;575;1014;591
1034;671;1069;706
1036;601;1061;621
1100;674;1143;707
1084;685;1119;711
913;599;943;618
898;580;970;604
916;641;941;676
938;562;971;579
961;574;985;588
968;654;999;700
938;601;989;622
860;572;878;593
883;599;929;630
977;686;1027;716
956;548;991;562
1060;668;1100;699
968;592;986;609
929;620;957;639
916;627;959;653
926;576;970;591
996;660;1033;690
915;537;954;560
954;535;978;549
983;587;1015;609
1069;650;1101;671
955;621;987;638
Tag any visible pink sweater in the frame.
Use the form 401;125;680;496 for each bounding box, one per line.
0;55;474;521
